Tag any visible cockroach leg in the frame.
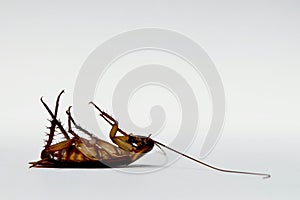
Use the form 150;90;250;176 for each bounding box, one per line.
89;102;128;136
40;91;69;140
29;158;49;168
54;90;64;117
66;106;94;138
109;123;135;152
66;106;79;137
89;102;138;152
89;102;117;124
41;90;70;149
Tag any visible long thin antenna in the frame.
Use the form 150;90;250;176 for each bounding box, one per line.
154;140;271;179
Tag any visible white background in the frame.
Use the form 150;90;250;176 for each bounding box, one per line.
0;1;299;199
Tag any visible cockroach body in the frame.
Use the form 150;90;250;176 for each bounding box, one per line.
29;90;155;168
30;90;270;179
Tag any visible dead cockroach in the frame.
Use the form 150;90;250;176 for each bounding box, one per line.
29;90;270;179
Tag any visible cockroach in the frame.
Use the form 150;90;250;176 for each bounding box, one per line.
29;90;270;179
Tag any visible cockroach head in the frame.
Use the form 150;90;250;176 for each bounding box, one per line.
128;134;155;152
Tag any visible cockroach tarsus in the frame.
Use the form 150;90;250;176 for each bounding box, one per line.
29;90;271;179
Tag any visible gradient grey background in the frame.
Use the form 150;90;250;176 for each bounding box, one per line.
0;1;299;199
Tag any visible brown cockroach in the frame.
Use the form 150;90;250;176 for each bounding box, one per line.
29;90;270;179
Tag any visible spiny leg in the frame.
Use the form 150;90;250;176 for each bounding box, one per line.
89;102;128;136
66;106;79;137
41;90;70;149
89;102;120;124
41;91;69;140
66;106;94;138
89;102;137;151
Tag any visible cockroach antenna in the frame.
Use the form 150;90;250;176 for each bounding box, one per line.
153;140;271;179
